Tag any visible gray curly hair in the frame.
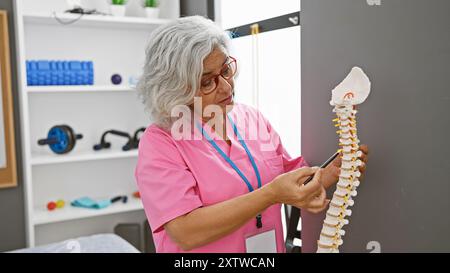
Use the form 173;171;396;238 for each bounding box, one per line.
136;16;232;129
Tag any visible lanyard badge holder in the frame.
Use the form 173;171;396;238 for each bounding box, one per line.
195;114;263;229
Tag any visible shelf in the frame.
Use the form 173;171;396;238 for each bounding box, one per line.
31;149;138;166
16;0;167;246
23;12;171;30
34;197;144;225
26;85;135;93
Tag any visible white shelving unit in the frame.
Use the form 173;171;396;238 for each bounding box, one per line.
13;0;178;247
31;149;138;166
34;197;144;225
23;12;171;30
26;85;135;94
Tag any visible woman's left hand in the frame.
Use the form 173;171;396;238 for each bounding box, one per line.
321;144;369;189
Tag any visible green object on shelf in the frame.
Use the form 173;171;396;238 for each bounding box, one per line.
144;0;157;7
112;0;126;5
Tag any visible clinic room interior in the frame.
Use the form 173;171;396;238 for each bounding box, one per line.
0;0;448;254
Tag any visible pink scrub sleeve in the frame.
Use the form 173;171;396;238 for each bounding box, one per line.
135;127;203;233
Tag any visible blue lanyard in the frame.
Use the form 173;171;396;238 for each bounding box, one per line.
195;114;263;228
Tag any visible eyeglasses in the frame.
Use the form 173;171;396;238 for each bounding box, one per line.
199;56;237;95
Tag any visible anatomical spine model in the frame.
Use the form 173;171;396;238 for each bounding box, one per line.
316;67;371;253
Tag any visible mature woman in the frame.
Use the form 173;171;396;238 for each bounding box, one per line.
135;16;368;253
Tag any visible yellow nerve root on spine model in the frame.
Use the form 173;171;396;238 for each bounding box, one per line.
317;67;371;253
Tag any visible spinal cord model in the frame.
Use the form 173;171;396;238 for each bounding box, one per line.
317;67;371;253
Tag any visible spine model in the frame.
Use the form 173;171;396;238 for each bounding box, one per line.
316;67;371;253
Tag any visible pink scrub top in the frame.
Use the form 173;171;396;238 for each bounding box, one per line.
135;103;308;253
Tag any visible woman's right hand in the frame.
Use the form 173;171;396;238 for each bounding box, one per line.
266;167;330;214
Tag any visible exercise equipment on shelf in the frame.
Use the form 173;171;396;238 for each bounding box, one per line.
26;60;94;86
111;74;122;85
47;199;66;211
132;127;146;149
38;125;83;154
71;195;128;210
93;127;146;151
93;129;134;151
